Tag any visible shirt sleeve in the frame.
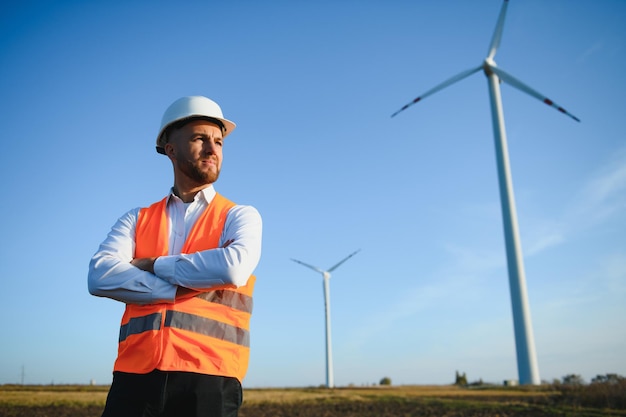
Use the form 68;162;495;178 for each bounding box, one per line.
88;208;178;304
153;205;262;289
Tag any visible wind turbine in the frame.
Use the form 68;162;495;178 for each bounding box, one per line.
291;249;361;388
391;0;579;385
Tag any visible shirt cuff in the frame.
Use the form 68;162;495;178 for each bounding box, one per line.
149;277;178;304
154;256;176;283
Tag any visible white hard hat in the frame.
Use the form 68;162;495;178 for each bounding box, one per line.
156;96;236;155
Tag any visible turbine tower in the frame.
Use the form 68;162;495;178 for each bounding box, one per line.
391;0;579;385
291;249;360;388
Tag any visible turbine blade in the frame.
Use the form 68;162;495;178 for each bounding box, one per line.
487;0;510;60
489;65;581;122
327;249;361;273
391;66;482;118
291;258;324;274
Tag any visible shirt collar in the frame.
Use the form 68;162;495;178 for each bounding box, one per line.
166;185;216;205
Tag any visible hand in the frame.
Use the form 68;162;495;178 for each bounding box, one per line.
131;257;157;274
175;286;199;300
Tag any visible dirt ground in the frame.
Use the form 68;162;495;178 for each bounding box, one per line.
0;402;579;417
239;400;557;417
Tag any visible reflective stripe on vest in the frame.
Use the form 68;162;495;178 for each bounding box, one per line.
113;193;255;381
165;311;250;347
119;310;250;347
119;312;162;343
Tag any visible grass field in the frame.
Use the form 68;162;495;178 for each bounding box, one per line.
1;383;625;416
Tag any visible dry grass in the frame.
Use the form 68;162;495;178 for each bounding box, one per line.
0;390;107;407
0;384;551;407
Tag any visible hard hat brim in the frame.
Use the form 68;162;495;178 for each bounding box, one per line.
155;115;236;155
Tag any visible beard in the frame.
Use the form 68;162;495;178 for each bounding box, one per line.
178;157;220;185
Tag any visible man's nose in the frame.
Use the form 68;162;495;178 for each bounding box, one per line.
203;140;217;154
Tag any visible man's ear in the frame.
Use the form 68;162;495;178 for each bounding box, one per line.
164;142;176;160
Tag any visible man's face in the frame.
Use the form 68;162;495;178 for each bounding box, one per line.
165;119;224;186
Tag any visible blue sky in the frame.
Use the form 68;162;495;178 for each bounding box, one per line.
1;0;624;387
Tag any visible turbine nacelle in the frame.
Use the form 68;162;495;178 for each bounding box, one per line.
483;58;497;75
482;59;503;85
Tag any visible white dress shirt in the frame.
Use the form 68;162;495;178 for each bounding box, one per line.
88;186;262;305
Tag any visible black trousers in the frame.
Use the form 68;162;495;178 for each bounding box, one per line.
101;370;242;417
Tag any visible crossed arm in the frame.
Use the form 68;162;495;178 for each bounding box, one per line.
130;239;235;299
88;206;262;305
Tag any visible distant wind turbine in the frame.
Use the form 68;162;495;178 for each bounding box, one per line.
391;0;580;385
291;249;361;388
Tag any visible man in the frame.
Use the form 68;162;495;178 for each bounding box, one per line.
88;95;262;417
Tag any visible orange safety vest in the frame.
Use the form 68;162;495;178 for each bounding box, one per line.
113;193;255;382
